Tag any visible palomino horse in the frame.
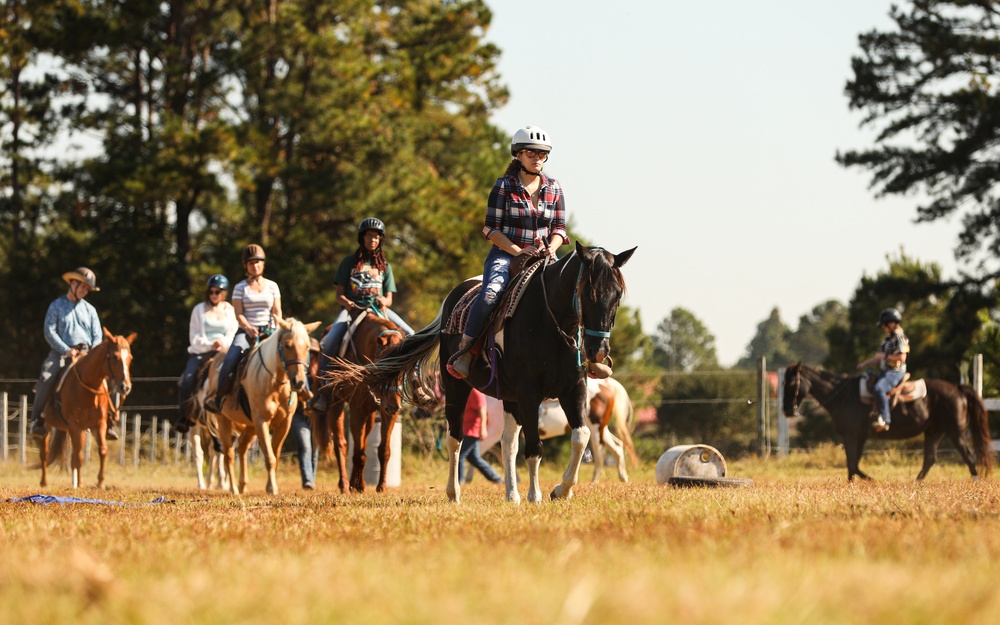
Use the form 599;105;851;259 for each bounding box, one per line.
484;377;637;483
207;317;320;494
782;362;994;481
338;242;635;504
37;328;136;488
312;310;404;493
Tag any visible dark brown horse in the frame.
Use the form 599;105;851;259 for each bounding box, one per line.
782;362;994;481
312;310;404;493
38;328;136;488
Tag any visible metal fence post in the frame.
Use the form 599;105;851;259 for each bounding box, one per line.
757;356;769;458
777;367;788;458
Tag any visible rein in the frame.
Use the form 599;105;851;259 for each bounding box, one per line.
537;252;612;368
256;327;310;405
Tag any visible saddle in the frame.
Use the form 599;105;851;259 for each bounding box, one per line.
859;372;927;407
339;308;379;358
444;256;546;337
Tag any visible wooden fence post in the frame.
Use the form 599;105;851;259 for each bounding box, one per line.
19;395;28;466
133;413;141;467
2;392;8;463
119;411;128;465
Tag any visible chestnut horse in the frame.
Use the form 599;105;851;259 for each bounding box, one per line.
207;317;320;494
312;310;404;493
37;328;136;488
337;243;635;504
782;362;994;481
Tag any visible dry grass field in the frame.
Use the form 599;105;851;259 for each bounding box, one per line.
3;445;1000;625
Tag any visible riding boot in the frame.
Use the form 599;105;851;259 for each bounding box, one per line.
205;366;236;414
30;417;48;437
308;387;330;414
447;334;476;379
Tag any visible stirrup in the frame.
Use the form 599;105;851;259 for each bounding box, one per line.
204;396;222;414
447;352;473;379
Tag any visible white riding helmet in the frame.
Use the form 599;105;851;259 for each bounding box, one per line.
510;125;552;157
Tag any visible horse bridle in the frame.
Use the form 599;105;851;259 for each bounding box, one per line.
258;328;310;379
538;251;615;369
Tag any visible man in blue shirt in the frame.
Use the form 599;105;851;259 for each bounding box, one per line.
30;267;104;436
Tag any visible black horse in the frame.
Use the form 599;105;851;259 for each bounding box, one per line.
782;362;994;481
339;242;635;503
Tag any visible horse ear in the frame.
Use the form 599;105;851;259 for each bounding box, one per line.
613;247;637;268
103;327;114;341
126;332;137;345
575;241;594;262
304;321;322;333
278;318;293;330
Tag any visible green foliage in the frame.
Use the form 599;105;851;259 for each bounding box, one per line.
839;0;1000;275
652;307;719;372
656;370;758;458
736;308;794;370
0;0;510;390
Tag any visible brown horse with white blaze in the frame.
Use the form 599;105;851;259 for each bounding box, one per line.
312;310;404;493
782;361;993;481
37;328;136;488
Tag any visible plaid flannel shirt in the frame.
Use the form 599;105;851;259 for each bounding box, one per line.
482;173;569;249
878;328;910;372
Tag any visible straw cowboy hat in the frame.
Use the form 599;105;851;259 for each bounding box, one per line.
62;267;100;291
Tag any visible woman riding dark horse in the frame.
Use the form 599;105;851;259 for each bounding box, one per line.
782;361;993;481
336;241;635;504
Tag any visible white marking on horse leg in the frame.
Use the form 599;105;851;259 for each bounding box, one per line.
606;431;628;482
526;456;543;503
446;435;461;503
192;430;207;490
552;426;591;499
501;411;521;504
588;422;602;484
72;468;80;489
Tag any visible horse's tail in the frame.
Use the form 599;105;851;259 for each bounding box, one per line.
49;429;69;470
961;385;994;477
609;379;639;466
363;311;444;405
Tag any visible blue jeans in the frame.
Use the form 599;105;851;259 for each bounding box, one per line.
178;352;214;423
31;349;67;422
464;246;512;339
291;407;319;488
215;330;254;399
874;369;906;423
319;307;414;375
458;436;502;484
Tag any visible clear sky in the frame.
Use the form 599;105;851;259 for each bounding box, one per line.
485;1;969;366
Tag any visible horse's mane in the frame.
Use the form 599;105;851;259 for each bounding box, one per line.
582;247;626;299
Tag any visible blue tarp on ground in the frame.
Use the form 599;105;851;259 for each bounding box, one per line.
7;494;171;505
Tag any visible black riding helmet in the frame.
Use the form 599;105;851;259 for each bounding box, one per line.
877;307;902;326
357;217;386;245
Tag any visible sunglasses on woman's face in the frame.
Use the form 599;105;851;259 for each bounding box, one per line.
522;149;549;161
208;289;224;295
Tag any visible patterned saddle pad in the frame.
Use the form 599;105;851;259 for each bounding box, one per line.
443;257;546;336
